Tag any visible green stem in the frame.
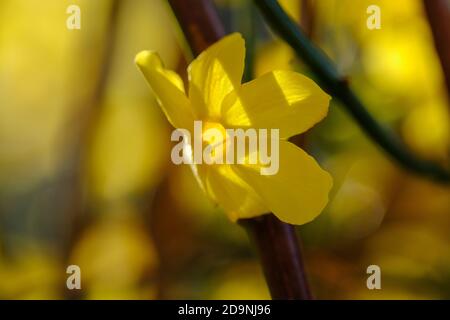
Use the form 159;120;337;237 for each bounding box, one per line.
254;0;450;184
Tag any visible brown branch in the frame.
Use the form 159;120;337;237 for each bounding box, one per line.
239;214;312;299
290;0;316;147
423;0;450;101
167;0;312;300
300;0;315;38
60;0;123;298
168;0;225;53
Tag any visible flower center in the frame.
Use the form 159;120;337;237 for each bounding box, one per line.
201;121;227;161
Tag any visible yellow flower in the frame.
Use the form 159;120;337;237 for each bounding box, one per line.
135;33;332;225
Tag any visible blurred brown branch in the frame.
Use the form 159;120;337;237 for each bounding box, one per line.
423;0;450;102
290;0;316;148
300;0;315;38
60;0;123;298
167;0;312;300
168;0;225;54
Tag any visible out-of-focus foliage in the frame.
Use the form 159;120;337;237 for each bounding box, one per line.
71;207;158;299
0;0;449;299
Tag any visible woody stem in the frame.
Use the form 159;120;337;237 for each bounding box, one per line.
167;0;313;300
239;214;312;299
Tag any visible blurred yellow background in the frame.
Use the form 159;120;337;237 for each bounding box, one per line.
0;0;449;299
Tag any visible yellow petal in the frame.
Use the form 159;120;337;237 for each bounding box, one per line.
203;164;268;221
222;70;330;138
188;33;245;121
233;141;333;225
135;50;194;128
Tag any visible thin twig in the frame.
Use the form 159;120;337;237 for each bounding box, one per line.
254;0;450;184
167;0;313;300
